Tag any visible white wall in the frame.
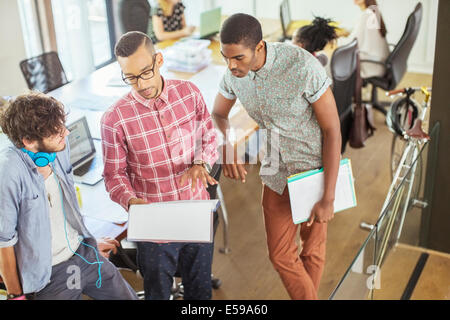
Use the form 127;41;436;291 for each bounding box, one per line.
0;0;28;95
216;0;438;74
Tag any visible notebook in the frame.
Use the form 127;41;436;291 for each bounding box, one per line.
287;158;357;224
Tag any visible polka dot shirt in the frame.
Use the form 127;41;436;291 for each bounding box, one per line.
156;2;185;33
219;42;332;194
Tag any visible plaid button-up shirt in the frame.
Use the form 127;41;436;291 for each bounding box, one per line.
101;78;218;210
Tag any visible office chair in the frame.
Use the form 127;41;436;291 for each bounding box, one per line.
19;52;68;93
362;2;423;115
119;0;151;34
331;39;359;154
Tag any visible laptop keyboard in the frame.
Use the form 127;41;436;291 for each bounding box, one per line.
73;156;102;178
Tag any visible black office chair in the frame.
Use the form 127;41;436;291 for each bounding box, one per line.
19;52;68;93
362;2;423;115
331;39;359;154
119;0;151;34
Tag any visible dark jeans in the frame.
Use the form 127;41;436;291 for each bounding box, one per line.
136;241;214;300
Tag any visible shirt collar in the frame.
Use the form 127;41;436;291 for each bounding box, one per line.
249;42;275;80
131;76;169;109
13;146;38;171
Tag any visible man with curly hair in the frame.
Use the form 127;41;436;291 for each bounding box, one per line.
0;92;137;300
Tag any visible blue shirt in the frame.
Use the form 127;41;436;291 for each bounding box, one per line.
0;139;94;294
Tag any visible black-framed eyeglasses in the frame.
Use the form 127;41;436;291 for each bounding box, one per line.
121;54;157;85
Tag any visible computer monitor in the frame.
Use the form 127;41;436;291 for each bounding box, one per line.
280;0;292;39
199;7;221;39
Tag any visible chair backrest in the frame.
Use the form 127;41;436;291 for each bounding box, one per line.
19;52;68;93
119;0;151;34
331;39;359;154
331;39;358;116
385;2;423;89
279;0;291;40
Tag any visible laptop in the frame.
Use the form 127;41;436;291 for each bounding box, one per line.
68;116;103;186
191;7;221;39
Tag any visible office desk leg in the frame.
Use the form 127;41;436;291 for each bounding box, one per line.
217;184;231;254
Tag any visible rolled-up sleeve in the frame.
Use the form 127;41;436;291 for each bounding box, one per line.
0;166;20;248
302;52;332;104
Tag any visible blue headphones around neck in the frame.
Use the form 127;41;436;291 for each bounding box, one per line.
21;148;56;167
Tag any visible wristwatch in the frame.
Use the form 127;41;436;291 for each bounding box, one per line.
193;160;212;174
7;292;25;300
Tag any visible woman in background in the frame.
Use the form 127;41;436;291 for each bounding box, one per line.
151;0;195;42
340;0;390;78
292;17;338;72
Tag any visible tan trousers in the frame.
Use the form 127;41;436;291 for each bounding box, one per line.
262;185;328;300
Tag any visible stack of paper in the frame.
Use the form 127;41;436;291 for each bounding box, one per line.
287;158;357;224
163;39;212;73
127;200;219;243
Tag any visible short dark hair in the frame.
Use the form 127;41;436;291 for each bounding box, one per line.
220;13;263;49
0;92;66;148
115;31;155;57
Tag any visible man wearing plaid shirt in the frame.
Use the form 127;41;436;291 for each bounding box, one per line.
100;31;219;300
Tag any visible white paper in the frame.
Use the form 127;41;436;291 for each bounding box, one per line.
77;180;129;224
287;159;357;224
127;200;219;243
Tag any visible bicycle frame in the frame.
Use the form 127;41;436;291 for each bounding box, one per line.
376;87;431;265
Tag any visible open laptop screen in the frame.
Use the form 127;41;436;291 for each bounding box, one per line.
200;7;221;39
68;117;96;169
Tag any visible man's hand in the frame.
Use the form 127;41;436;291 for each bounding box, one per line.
306;198;335;227
128;197;147;208
97;237;120;259
180;165;218;192
221;143;247;183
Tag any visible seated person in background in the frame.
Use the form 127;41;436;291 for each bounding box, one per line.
151;0;195;42
339;0;389;78
292;17;338;78
0;93;137;300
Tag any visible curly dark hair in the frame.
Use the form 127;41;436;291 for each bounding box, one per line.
294;17;338;53
0;92;67;148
